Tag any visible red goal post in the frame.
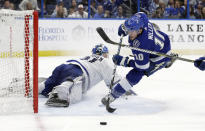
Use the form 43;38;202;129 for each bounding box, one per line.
0;9;38;114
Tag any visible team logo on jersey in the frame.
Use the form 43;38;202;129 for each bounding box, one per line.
133;39;140;48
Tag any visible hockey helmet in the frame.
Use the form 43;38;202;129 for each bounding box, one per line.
92;44;108;55
124;12;148;32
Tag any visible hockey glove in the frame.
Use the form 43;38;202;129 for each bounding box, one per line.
194;57;205;71
118;24;127;37
112;54;130;67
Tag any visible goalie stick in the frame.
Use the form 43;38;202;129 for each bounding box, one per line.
96;27;194;63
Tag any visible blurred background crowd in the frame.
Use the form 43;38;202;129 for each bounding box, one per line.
0;0;204;19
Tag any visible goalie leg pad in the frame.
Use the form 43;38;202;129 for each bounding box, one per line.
69;79;83;104
47;76;84;106
52;81;73;101
55;79;84;104
45;81;73;107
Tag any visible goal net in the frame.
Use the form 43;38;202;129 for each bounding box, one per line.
0;9;38;114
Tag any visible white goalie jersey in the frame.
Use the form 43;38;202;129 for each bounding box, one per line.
65;54;121;93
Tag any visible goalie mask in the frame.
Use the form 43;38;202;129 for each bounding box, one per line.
92;44;108;55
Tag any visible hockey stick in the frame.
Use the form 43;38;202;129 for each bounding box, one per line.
96;27;194;63
104;35;123;113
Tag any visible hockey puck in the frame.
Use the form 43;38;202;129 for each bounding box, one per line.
100;122;107;125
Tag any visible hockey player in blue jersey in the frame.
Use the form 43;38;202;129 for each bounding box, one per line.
194;57;205;71
102;12;174;105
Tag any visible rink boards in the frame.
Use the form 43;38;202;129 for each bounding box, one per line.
38;19;205;56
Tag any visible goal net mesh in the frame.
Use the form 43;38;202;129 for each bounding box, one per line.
0;9;38;114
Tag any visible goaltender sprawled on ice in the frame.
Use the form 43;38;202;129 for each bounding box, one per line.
38;44;134;107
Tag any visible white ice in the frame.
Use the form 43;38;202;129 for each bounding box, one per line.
0;56;205;131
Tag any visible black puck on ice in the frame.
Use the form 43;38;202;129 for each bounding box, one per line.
100;122;107;125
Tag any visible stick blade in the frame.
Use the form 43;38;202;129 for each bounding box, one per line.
106;103;116;113
96;27;110;42
105;97;117;113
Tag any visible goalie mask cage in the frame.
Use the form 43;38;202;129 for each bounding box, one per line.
0;10;38;114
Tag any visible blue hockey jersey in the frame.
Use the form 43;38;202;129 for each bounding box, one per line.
128;21;171;73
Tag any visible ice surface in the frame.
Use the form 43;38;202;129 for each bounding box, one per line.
0;56;205;131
